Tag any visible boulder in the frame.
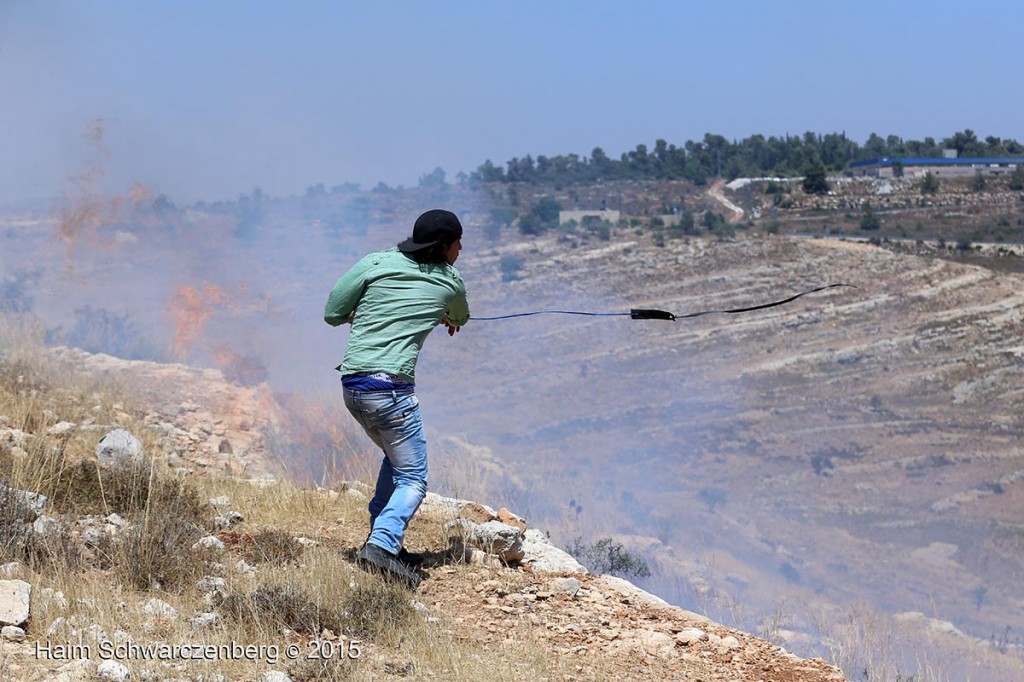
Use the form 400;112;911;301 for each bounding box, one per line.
458;502;498;524
470;521;525;563
141;598;178;621
95;429;145;466
1;625;25;641
0;579;31;626
522;529;587;573
46;422;77;436
214;511;244;529
192;535;225;552
497;507;527;532
96;661;130;682
550;576;581;597
675;627;706;645
0;484;47;520
32;515;62;538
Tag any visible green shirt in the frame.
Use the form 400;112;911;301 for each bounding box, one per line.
324;247;470;381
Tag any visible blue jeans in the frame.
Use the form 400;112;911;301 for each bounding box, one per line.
342;388;427;555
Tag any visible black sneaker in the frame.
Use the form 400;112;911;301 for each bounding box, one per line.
397;547;426;567
357;543;421;589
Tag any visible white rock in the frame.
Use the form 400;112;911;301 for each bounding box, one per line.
0;579;31;626
208;495;231;507
33;514;62;538
720;635;741;650
0;484;47;520
82;526;109;548
522;529;588;573
215;511;244;529
259;672;293;682
190;612;219;630
294;537;319;547
192;535;225;552
47;616;68;637
141;598;178;620
470;521;525;563
235;560;257;575
96;660;131;682
95;429;145;466
1;625;25;641
550;577;581;597
675;627;707;645
638;629;675;656
196;576;227;594
106;513;127;527
46;421;77;436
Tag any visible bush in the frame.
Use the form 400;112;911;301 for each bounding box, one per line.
566;536;651;578
518;196;562;235
239;527;307;565
341;580;416;639
222;585;349;636
115;474;209;592
499;254;524;282
46;306;165;361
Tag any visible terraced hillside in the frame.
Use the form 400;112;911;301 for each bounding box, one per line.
422;232;1024;678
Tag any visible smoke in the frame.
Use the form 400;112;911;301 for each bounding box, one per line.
10;125;1024;680
167;283;234;359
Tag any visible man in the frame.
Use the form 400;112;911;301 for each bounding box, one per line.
324;209;469;588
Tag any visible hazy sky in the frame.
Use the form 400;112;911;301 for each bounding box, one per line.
2;1;1022;204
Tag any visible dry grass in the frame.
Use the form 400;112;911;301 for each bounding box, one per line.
0;312;578;681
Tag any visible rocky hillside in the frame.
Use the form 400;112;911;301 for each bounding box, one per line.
0;339;844;681
426;231;1024;680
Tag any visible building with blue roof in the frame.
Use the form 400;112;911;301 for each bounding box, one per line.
850;155;1024;178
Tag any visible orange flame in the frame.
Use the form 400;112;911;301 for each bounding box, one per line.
56;119;162;265
168;283;232;359
209;343;268;386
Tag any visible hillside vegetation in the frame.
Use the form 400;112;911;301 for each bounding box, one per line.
0;318;845;681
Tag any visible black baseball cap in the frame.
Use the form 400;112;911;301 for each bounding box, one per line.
397;209;463;253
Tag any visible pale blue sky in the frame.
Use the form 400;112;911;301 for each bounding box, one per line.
2;1;1022;204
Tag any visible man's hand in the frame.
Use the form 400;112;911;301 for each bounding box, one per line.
440;316;461;337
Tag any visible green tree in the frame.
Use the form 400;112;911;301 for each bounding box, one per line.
518;196;562;235
920;171;940;194
533;196;561;224
499;254;524;281
566;537;651;578
801;159;830;195
891;159;904;178
859;201;880;230
418;166;447;189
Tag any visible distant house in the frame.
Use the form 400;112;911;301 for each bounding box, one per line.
850;155;1024;178
558;209;620;225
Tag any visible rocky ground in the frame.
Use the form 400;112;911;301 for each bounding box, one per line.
430;231;1024;680
0;343;845;681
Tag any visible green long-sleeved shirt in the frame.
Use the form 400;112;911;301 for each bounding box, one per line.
324;247;469;381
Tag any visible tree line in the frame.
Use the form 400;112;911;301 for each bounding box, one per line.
472;129;1024;186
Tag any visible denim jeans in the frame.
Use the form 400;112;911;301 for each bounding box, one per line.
342;387;427;555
